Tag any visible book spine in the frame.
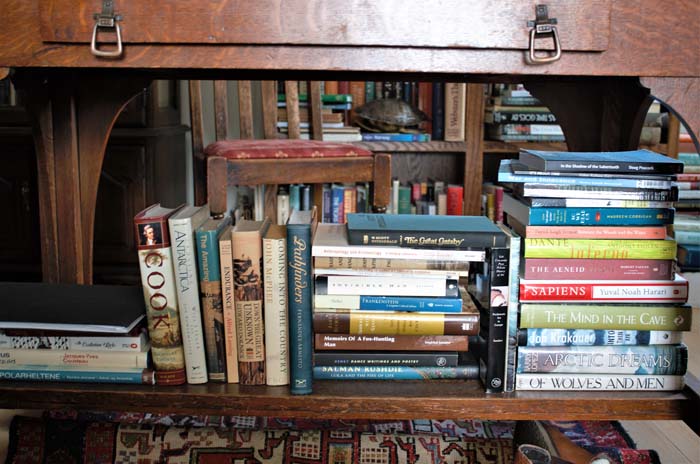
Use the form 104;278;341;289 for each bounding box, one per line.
314;334;469;351
499;167;674;189
516;345;687;375
0;349;149;368
521;225;668;239
232;230;267;386
525;207;674;226
519;304;692;331
313;294;463;312
312;311;479;336
519;278;688;303
313;351;459;367
347;229;500;249
519;185;678;201
287;222;314;394
312;244;485;262
518;328;683;346
313;365;479;380
486;110;556;124
169;214;210;384
263;228;290;386
218;231;239;384
0;333;148;352
515;373;685;391
523;258;675;280
500;225;521;393
136;218;186;385
313;256;471;271
443;83;466;141
526;198;674;209
361;133;430;142
316;275;455;297
0;367;156;385
523;239;677;260
488;123;563;136
488;133;565;142
431;82;444;140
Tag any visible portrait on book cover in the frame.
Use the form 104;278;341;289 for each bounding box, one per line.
490;287;509;307
139;222;163;246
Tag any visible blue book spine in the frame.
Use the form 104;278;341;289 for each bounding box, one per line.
361;133;430;142
526;207;674;226
287;222;314;394
0;368;155;384
313;365;479;380
358;295;462;312
331;185;345;223
289;184;301;212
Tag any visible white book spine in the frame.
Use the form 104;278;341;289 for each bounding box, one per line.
0;348;149;368
218;231;240;383
277;193;290;225
168;209;210;384
325;275;447;297
311;245;486;262
263;229;290;385
516;373;685;391
0;332;149;352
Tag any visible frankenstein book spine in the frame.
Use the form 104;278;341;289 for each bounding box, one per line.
313;294;463;312
515;373;684;391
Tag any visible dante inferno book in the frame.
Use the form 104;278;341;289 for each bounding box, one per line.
134;203;187;385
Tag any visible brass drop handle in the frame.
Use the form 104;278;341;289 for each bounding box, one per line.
91;0;123;58
527;5;561;65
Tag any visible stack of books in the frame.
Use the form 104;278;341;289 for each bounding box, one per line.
0;283;153;385
499;149;692;392
276;91;362;142
309;215;503;382
484;84;564;143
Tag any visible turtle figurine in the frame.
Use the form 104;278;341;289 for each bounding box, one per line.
353;98;428;133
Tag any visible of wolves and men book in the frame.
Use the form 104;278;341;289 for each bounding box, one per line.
500;149;690;391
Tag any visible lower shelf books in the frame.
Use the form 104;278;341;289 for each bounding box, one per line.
0;348;149;368
0;366;156;385
314;351;459;367
515;373;685;391
314;334;469;351
313;353;479;380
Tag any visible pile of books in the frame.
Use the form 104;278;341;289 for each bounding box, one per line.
309;213;513;391
499;149;692;391
0;283;153;385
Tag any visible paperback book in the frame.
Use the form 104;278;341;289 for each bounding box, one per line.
517;149;684;174
515;373;685;391
314;334;469;351
522;238;677;260
313;351;459;367
518;328;683;346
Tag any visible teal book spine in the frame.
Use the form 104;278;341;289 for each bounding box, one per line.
287;220;314;394
313;364;479;380
524;207;674;226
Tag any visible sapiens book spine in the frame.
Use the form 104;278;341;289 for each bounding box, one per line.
168;205;210;384
287;209;316;394
313;364;479;380
0;366;156;385
313;351;459;367
314;294;463;313
515;373;685;391
518;328;683;346
196;217;232;382
312;309;479;336
522;258;675;280
0;332;149;352
218;226;239;384
519;303;692;331
519;275;688;303
0;348;149;368
313;256;471;271
516;345;687;375
262;224;290;386
523;238;677;260
134;204;187;385
314;334;469;351
232;218;271;385
516;224;668;239
315;275;458;298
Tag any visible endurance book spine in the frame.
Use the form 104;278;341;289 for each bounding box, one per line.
313;365;479;380
218;227;239;384
0;349;149;368
523;238;677;260
515;373;685;391
516;345;687;375
522;258;675;280
168;205;210;384
312;310;479;336
313;294;463;312
0;367;156;385
287;213;315;394
0;332;149;352
313;351;459;367
519;304;692;331
518;328;683;346
519;276;688;303
263;224;290;386
314;334;469;351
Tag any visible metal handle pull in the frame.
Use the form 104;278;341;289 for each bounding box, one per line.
91;0;123;58
527;5;561;65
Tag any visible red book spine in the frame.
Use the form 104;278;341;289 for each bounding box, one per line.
522;225;668;239
519;277;688;303
523;258;675;280
446;185;464;215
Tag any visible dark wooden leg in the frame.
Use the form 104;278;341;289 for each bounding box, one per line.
372;153;392;213
13;71;149;284
463;83;486;215
208;156;228;217
641;77;700;153
526;77;653;152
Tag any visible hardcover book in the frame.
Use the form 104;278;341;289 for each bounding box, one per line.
0;329;149;352
515;373;685;391
287;208;318;395
346;213;507;249
315;275;458;298
522;258;675;280
511;183;679;202
168;204;211;384
0;348;150;369
232;217;272;385
217;224;240;384
519;197;674;209
0;366;156;385
507;221;668;240
314;334;469;351
522;238;677;261
313;351;459;367
134;203;187;386
498;223;521;393
518;328;683;346
313;292;463;313
196;215;233;382
518;149;684;174
312;363;479;380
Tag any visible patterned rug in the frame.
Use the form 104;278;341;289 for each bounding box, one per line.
5;414;658;464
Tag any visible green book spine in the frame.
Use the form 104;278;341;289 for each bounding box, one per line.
524;238;677;260
519;304;692;331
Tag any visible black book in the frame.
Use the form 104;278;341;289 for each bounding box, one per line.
518;149;684;174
